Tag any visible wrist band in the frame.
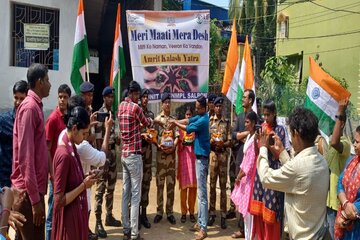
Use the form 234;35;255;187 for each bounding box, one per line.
335;115;346;121
0;208;10;216
342;199;349;209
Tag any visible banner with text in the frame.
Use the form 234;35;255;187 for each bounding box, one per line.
126;10;210;102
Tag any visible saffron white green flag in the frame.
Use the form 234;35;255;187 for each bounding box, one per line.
70;0;90;94
110;3;126;112
222;19;256;114
304;57;351;136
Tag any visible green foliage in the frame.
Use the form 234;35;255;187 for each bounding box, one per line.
228;0;277;81
162;0;182;10
209;20;225;85
261;56;297;86
258;56;305;116
228;0;243;27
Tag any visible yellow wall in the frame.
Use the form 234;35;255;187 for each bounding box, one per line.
276;0;360;111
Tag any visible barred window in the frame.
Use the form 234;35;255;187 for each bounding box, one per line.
11;3;60;70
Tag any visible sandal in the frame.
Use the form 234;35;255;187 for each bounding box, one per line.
195;230;207;240
231;231;245;238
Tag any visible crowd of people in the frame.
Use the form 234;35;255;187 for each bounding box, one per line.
0;63;360;240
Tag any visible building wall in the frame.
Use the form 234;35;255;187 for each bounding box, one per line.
0;0;78;113
276;0;360;110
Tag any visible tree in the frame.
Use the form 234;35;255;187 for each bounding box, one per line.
258;56;304;116
228;0;277;83
209;20;223;85
162;0;182;10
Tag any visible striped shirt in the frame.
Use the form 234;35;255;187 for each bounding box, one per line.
118;97;152;157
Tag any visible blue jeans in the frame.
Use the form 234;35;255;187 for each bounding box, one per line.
46;182;53;240
326;207;336;239
196;158;209;232
121;154;143;239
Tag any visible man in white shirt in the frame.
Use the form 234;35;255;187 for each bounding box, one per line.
257;107;330;240
58;95;112;240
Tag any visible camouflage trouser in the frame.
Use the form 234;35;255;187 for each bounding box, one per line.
229;151;237;211
140;143;152;208
95;149;117;219
156;151;175;216
209;151;228;218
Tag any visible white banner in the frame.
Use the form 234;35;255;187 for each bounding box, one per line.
126;10;210;102
24;24;49;50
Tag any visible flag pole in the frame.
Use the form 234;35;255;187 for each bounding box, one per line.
85;58;90;82
118;70;121;102
230;103;234;127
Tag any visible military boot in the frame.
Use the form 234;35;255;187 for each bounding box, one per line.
141;207;151;228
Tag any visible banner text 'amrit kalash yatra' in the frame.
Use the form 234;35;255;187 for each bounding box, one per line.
126;10;210;102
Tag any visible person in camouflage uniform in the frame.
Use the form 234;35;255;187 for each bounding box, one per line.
208;97;232;229
207;93;216;117
94;86;121;238
153;92;179;225
80;81;97;149
139;89;155;229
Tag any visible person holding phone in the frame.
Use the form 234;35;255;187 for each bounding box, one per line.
257;107;330;239
249;100;288;240
94;86;121;238
52;106;97;240
57;95;110;240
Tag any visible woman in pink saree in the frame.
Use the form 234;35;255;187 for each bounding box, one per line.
177;107;197;223
231;111;258;239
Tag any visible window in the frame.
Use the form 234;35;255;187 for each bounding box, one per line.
11;3;60;70
277;13;289;39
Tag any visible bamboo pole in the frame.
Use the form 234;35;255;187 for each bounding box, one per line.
118;70;121;101
85;58;90;82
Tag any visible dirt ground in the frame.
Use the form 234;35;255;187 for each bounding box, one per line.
9;177;244;240
88;177;244;240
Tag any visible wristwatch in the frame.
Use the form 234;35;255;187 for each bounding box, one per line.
335;115;346;121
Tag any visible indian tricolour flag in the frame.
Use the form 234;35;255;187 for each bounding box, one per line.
304;57;351;136
70;0;90;94
110;3;126;113
221;18;256;114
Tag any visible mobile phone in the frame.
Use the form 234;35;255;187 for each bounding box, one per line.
255;124;262;133
89;169;103;178
97;112;109;122
268;133;275;146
